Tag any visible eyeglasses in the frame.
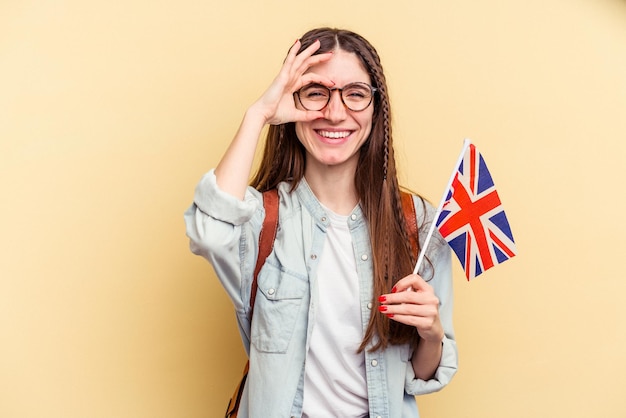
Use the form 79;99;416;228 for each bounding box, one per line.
294;82;377;112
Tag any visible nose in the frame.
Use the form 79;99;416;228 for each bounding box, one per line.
322;89;347;122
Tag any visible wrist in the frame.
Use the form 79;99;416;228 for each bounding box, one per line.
418;331;445;345
245;103;271;127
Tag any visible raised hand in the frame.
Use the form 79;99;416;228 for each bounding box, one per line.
215;38;334;199
252;39;335;126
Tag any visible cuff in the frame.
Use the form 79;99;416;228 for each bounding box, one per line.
405;334;458;395
193;169;260;226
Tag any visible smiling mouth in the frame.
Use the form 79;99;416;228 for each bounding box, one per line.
316;130;351;139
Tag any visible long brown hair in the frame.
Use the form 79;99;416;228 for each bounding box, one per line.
250;28;419;352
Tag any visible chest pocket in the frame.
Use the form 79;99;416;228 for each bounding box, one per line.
251;260;308;353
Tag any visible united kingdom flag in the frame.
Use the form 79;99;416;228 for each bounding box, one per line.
436;142;517;280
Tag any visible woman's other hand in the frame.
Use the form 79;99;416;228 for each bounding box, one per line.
378;274;445;344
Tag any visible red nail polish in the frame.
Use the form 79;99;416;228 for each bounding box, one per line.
391;286;398;293
386;313;395;318
378;295;386;302
378;305;388;312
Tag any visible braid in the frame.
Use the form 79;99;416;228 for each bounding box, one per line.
369;52;391;181
378;105;390;181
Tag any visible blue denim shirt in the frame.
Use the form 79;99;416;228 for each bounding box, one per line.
184;170;458;418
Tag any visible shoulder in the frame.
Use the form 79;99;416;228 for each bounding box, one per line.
262;181;304;223
404;192;436;228
405;192;448;254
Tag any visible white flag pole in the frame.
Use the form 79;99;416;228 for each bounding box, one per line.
412;138;472;275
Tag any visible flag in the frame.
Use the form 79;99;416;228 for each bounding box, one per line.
435;141;517;280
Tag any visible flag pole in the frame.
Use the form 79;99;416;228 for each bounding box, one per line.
412;138;472;275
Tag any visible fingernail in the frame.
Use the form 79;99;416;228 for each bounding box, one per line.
386;313;395;318
378;305;388;312
378;295;386;302
391;286;398;293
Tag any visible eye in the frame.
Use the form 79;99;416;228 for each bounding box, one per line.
300;84;329;100
343;84;371;99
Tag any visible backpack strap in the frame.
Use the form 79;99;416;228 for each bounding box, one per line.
250;188;279;312
400;191;419;261
225;189;280;418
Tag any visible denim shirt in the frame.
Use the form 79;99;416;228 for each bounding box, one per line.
184;170;458;418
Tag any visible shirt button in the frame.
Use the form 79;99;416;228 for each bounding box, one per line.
321;216;327;222
371;359;378;367
311;254;317;260
367;302;373;310
267;288;275;296
361;254;368;261
351;214;357;221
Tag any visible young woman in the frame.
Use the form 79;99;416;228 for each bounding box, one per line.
185;27;457;418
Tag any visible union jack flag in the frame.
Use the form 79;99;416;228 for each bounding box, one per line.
436;142;517;280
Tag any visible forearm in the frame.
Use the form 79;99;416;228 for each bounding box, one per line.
411;336;443;381
215;105;267;200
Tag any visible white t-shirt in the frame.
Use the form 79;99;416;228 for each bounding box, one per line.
302;208;368;418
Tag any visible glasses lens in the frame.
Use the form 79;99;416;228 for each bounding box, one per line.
298;84;330;111
341;83;374;111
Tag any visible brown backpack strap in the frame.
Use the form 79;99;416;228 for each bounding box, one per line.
250;189;279;312
226;190;279;418
401;191;419;261
225;361;249;417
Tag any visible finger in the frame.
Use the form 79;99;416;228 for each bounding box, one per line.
288;53;334;93
382;312;435;329
379;299;439;317
281;45;333;94
393;292;439;308
287;39;321;69
377;274;425;301
286;38;308;61
295;51;334;75
289;108;325;123
379;305;442;336
297;39;323;58
386;313;444;342
298;72;335;89
379;278;437;306
279;39;319;83
391;274;432;295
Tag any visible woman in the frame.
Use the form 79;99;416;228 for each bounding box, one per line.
185;27;457;418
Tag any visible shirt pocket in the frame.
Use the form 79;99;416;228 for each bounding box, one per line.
251;261;308;353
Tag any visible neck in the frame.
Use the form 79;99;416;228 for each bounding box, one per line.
304;165;359;215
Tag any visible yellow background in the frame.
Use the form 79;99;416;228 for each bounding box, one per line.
2;0;625;417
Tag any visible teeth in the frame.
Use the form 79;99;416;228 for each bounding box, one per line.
318;130;350;139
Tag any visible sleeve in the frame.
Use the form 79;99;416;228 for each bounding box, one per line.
183;169;263;320
404;196;459;395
